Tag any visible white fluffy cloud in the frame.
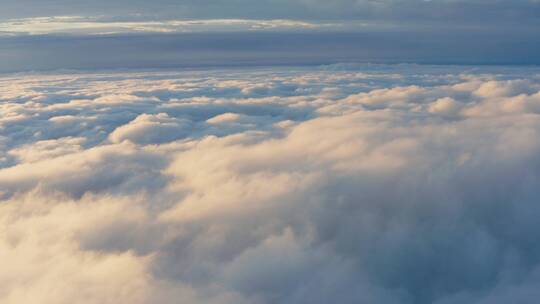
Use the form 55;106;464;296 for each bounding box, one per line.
1;65;540;303
109;113;192;144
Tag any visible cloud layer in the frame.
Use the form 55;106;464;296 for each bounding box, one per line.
2;65;540;304
1;0;539;28
2;30;539;73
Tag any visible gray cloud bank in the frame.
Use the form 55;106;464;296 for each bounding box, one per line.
1;1;538;72
1;29;540;73
1;65;540;303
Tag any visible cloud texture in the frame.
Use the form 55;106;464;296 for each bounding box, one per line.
2;65;540;303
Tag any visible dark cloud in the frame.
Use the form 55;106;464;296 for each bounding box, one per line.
1;29;540;73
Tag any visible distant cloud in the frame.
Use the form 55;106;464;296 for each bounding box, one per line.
2;65;540;303
1;0;539;29
0;16;329;36
2;30;540;72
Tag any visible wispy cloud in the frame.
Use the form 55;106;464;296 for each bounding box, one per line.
0;16;336;36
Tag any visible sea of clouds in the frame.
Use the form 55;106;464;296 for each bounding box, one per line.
1;64;540;304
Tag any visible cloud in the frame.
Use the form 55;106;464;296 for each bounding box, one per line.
0;191;154;304
1;65;540;304
3;30;540;73
1;0;539;29
206;113;245;124
0;16;327;36
428;97;463;116
8;136;86;163
109;113;192;144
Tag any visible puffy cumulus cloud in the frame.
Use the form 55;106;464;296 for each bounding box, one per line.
0;192;153;304
0;142;168;199
206;113;245;124
428;97;463;116
8;136;86;163
109;113;192;144
1;65;540;304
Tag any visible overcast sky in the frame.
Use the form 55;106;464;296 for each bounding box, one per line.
2;0;540;27
1;0;539;71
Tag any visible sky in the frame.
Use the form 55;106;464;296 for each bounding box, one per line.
0;0;539;71
1;0;539;25
2;2;540;304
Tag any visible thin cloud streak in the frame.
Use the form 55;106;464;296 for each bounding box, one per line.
0;16;333;36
